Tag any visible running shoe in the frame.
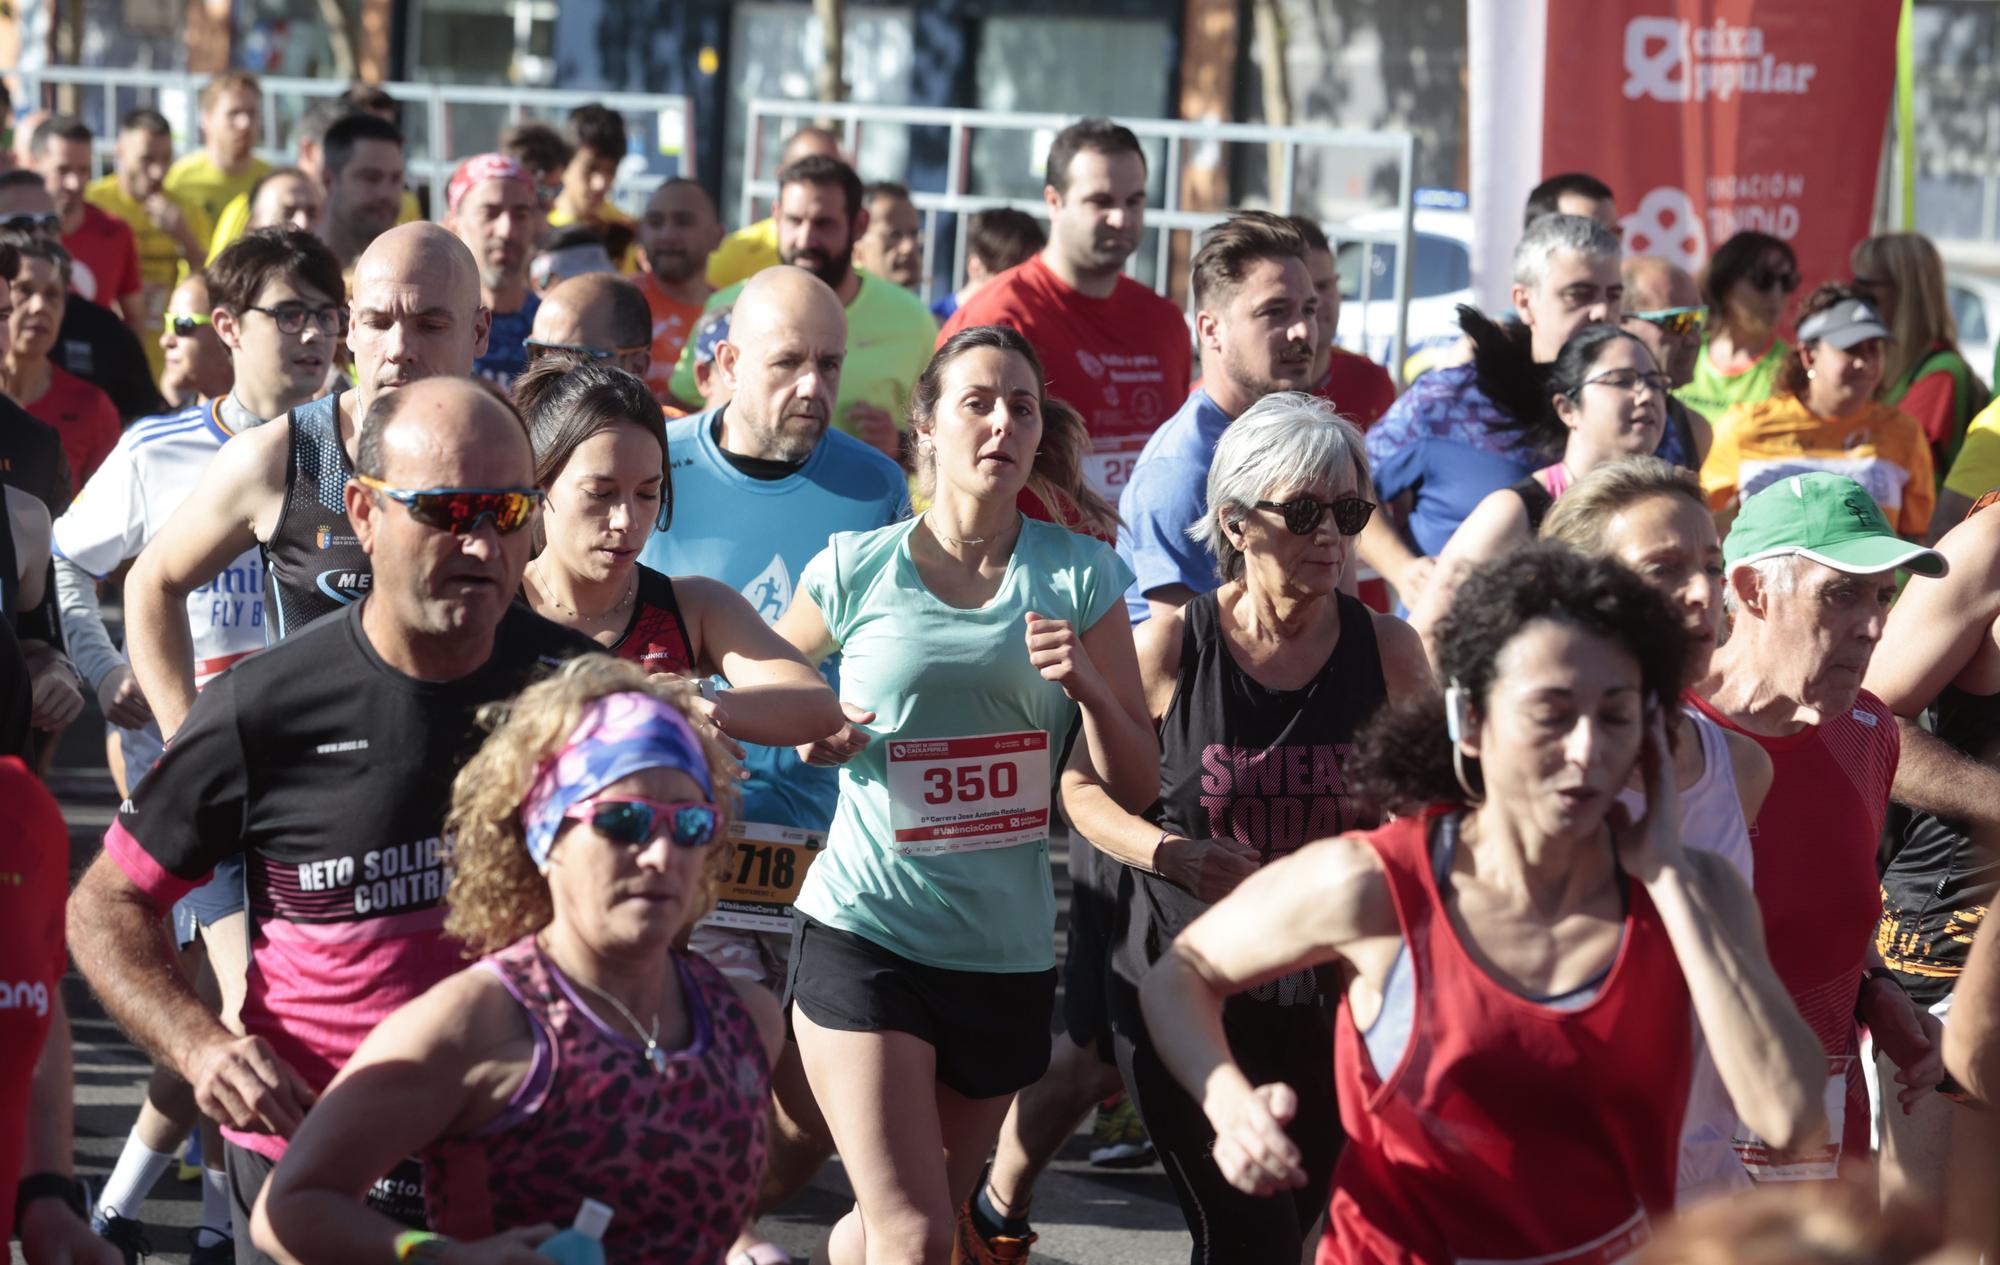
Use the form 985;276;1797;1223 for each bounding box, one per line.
96;1211;153;1263
954;1202;1036;1264
188;1226;234;1264
1086;1095;1155;1168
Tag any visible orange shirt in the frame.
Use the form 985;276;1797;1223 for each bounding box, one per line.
634;273;707;405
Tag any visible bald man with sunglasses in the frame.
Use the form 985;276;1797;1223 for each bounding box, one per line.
1621;255;1712;464
70;377;599;1265
125;221;493;737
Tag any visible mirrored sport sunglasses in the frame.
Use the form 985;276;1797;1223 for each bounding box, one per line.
1625;305;1707;338
354;474;543;535
1255;494;1376;537
0;211;61;236
563;796;722;850
525;338;648;364
168;312;213;337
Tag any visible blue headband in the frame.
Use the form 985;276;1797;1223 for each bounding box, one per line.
518;692;714;871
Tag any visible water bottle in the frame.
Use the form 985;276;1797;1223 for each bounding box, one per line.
537;1198;613;1264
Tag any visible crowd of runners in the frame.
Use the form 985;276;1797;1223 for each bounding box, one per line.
4;71;2000;1265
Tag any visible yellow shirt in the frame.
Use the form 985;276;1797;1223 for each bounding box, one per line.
1702;395;1935;536
548;200;639;273
85;176;211;379
163;152;271;235
1943;397;2000;502
208;187;421;265
706;217;779;289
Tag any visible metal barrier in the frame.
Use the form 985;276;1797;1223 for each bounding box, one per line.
740;98;1418;377
15;66;696;215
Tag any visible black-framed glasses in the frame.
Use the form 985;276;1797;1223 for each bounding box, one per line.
1583;368;1671;395
247;303;349;337
354;474;543;535
563;797;721;850
1624;306;1707;338
1254;494;1376;537
0;212;60;236
525;338;648;364
168;313;214;337
1748;265;1800;294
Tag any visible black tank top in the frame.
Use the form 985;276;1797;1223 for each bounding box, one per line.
613;566;697;674
264;392;372;640
1508;475;1556;534
1109;590;1388;1022
0;485;17;621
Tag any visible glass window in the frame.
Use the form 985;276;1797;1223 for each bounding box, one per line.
1337;234;1472;302
1951;284;1989;348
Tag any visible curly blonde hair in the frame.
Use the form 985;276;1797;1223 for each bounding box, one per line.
442;656;742;957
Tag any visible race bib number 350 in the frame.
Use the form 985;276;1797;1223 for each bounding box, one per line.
887;731;1050;857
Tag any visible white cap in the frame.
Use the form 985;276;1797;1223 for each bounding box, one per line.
572;1199;614;1241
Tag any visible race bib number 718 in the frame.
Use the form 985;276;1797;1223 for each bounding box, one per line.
886;731;1050;857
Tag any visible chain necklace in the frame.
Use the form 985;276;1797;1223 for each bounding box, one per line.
531;559;636;622
542;937;668;1073
924;512;987;546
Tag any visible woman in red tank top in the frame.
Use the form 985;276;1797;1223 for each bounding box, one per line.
510;356;845;751
1136;547;1827;1265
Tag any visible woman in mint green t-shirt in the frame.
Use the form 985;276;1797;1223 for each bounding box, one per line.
776;325;1158;1265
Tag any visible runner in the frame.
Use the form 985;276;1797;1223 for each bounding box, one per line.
253;658;781;1263
157;272;235;411
1040;393;1428;1263
637;264;909;1265
1541;455;1776;1202
163;71;269;231
670;155;937;461
30;115;144;328
1410;324;1669;649
939;118;1191;502
854;181;923;292
634;178;723;405
1141;544;1825;1262
1676;231;1797;428
706;126;845;291
1858;495;2000;1235
1692;472;1950;1180
512;352;843;738
774;324;1158;1265
318;114;406;277
445;153;545;388
85;108;211;381
2;231;120;484
547;104;638;272
66;378;598;1265
1287;215;1396;429
525;271;652;380
930;208;1042;324
124;221;489;735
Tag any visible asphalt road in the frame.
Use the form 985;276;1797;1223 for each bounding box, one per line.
32;642;1196;1265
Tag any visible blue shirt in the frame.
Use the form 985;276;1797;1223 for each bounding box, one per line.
1366;362;1692;557
473;293;540;388
929;292;960;322
1115;388;1231;624
638;405;910;832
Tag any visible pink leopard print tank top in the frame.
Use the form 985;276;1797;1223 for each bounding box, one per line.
422;936;771;1258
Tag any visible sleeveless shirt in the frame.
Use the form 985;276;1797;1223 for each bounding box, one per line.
1323;811;1692;1265
423;936;771;1261
612;566;697;674
264;392;372;639
1110;591;1385;1027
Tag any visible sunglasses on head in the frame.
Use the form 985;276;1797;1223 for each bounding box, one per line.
1748;265;1800;294
1625;305;1707;337
0;211;60;236
168;313;214;337
1253;494;1376;537
563;796;721;850
354;473;543;535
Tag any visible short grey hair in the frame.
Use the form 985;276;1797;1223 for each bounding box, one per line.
1722;553;1803;614
1190;391;1372;583
1513;213;1620;288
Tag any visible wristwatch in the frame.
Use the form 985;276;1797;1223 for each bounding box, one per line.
14;1172;86;1236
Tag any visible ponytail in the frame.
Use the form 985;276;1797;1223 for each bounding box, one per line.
1026;396;1120;540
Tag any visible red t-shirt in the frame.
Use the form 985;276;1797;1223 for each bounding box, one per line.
0;758;70;1234
61;203;143;307
1319;347;1397;430
941;253;1191;500
27;366;121;486
1685;689;1897;1171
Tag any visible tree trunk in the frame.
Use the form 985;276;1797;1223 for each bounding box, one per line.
316;0;359;80
1253;0;1291;207
813;0;846;131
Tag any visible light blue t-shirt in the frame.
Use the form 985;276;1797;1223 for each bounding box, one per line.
1115;387;1231;624
793;515;1133;972
638;405;909;831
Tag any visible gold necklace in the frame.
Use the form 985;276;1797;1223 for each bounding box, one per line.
532;560;636;621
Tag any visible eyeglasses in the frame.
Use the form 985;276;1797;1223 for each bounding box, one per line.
562;796;721;850
525;338;649;364
247;303;349;336
168;313;214;337
1624;306;1707;338
1583;368;1671;395
1253;494;1376;537
0;212;60;236
1748;265;1800;294
354;473;543;535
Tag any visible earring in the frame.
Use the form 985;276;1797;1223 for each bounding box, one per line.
1807;368;1816;380
1451;743;1485;805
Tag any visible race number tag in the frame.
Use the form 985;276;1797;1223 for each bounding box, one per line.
886;731;1050;856
703;821;825;933
1732;1055;1848;1181
1082;435;1149;500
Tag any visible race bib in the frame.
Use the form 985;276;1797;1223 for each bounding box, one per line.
1732;1055;1849;1181
1458;1207;1650;1265
1081;435;1150;499
703;821;825;933
886;731;1050;857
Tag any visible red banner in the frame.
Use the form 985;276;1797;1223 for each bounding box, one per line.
1540;0;1900;306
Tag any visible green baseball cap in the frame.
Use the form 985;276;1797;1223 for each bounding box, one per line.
1724;472;1948;578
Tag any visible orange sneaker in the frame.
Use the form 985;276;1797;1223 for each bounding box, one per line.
955;1201;1036;1264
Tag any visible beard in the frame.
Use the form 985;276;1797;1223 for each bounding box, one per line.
648;247;704;285
781;240;855;292
749;402;830;464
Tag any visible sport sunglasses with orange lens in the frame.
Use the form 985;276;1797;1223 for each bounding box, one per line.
1626;305;1708;337
355;474;543;535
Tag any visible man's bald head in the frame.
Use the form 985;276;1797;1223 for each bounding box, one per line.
781;126;846;169
717;266;849;463
358;376;531;485
732;264;847;353
347;222;493;405
530;273;652;379
1620;255;1704;388
1621;255;1698;313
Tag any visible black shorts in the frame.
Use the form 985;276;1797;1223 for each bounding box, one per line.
785;917;1057;1100
1060;835;1119;1063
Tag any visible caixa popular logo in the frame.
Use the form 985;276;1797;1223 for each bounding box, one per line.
0;979;50;1017
1621;187;1708;274
1623;16;1819;103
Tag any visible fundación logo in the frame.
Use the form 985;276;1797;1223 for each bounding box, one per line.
1623;15;1819;103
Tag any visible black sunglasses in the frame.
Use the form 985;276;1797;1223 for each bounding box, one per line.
1254;494;1376;537
1748;265;1800;294
1;212;60;236
168;313;214;337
